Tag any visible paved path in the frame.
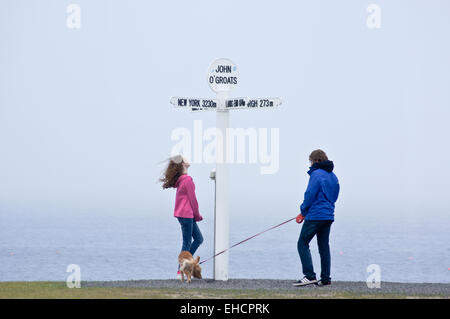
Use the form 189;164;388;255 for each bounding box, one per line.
83;279;450;297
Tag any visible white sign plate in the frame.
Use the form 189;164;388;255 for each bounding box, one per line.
225;97;282;110
207;58;239;93
170;97;281;111
170;97;218;111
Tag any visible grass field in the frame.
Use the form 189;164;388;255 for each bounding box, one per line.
0;282;447;299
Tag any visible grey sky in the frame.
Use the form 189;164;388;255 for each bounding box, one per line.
1;1;449;220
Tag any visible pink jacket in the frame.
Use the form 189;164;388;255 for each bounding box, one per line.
174;174;203;221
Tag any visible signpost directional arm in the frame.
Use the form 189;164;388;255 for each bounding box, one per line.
170;97;282;112
170;97;218;111
225;97;282;110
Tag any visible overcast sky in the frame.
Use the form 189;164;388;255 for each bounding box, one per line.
1;0;449;220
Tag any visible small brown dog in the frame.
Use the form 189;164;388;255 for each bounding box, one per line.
178;251;202;283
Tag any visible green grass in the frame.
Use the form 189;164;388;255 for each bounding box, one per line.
0;282;447;299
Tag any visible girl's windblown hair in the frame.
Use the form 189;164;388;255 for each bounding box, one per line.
159;155;184;189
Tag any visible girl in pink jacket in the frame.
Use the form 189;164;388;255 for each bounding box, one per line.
160;155;203;277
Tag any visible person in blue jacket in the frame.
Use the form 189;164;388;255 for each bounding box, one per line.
293;149;340;287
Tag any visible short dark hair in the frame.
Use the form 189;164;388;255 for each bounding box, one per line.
309;149;328;164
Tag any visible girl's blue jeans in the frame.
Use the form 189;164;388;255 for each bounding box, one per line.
177;217;203;256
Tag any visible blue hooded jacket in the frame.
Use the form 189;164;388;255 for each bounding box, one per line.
300;160;340;221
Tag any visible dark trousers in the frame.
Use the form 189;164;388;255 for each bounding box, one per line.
177;217;203;255
297;220;333;282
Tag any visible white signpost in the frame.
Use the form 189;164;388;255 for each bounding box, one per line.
170;58;281;281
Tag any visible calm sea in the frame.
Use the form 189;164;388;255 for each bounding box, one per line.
1;208;449;283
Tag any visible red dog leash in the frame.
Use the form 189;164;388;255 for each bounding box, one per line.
199;216;297;265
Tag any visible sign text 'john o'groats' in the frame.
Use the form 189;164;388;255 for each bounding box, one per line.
207;58;239;93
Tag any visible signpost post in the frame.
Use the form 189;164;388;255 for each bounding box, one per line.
170;58;281;281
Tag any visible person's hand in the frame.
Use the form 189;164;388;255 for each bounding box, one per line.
296;214;305;224
195;215;203;222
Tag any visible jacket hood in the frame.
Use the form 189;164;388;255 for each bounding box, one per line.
308;160;334;175
174;174;189;188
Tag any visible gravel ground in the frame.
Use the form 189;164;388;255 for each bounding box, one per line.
83;279;450;297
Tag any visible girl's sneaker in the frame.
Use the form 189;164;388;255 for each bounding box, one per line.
177;271;181;280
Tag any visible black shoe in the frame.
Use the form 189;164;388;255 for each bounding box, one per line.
316;280;331;286
293;276;318;287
